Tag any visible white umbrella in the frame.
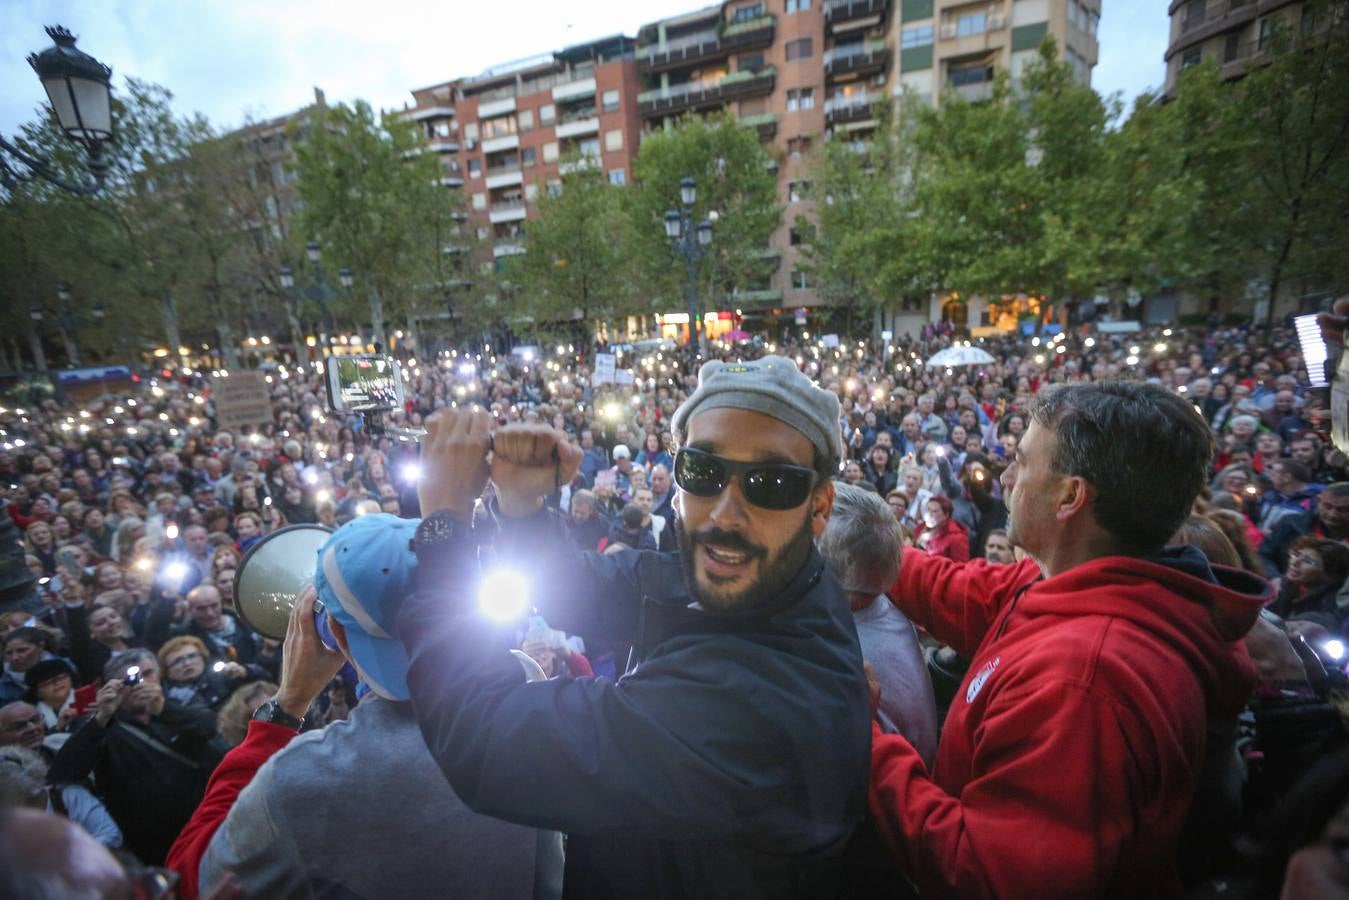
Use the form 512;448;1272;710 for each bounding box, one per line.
924;346;996;368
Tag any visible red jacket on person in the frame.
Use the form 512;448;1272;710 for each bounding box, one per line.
917;517;970;562
872;547;1269;899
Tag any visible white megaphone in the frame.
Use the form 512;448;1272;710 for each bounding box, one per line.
233;521;548;683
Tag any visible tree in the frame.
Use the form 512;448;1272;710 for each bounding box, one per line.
629;112;781;340
291;100;471;348
513;154;636;332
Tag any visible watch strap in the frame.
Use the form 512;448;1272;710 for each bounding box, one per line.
252;699;305;731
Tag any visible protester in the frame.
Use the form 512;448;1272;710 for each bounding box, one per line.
0;745;123;848
398;356;871;897
870;382;1272;897
195;516;563;899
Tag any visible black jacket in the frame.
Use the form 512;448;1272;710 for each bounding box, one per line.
46;701;223;864
398;510;870;900
171;613;269;675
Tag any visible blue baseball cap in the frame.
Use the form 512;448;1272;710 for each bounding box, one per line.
312;514;419;701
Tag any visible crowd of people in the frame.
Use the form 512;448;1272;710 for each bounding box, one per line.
1;318;1347;898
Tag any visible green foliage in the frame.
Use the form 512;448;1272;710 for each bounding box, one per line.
629;112;781;315
514;155;636;324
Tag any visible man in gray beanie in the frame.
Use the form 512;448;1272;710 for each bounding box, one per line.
395;355;871;898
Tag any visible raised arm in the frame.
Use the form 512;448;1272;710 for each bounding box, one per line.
887;548;1040;658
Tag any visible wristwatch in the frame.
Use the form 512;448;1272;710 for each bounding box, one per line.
251;699;305;731
410;509;475;554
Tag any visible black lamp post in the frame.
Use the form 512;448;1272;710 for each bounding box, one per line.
0;26;113;194
280;241;347;356
664;176;713;353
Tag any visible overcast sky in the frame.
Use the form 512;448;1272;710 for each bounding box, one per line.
2;0;1171;137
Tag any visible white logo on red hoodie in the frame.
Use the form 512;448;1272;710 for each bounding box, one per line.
965;656;1001;704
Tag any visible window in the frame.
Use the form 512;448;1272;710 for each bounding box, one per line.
442;158;460;174
1181;46;1202;70
789;226;803;246
522;146;537;167
608;168;627;185
518;108;535;130
546;180;562;197
468;158;482;177
787;135;812;157
949;64;993;86
482;116;517;139
471;192;486;210
605;129;624;152
525;183;540;201
1223;33;1240;62
1258;18;1274;50
956;11;986;36
788;180;810;203
476;226;490;240
578;137;601;157
602;90;621;112
792;268;811;289
542;142;559;163
464;122;479;142
785;38;813;61
786;87;815;111
901;24;934;48
786;0;811;11
433;121;452;138
730;3;765;23
740;53;765;71
539;104;556;124
1182;0;1205;31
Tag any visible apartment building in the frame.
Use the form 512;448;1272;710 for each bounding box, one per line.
399;36;645;269
396;1;1098;330
1163;0;1306;95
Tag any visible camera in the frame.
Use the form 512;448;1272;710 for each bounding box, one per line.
122;665;142;688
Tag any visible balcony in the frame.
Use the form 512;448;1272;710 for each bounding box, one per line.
489;199;528;224
637;15;776;74
558;155;601;175
824;39;890;80
402;105;456;122
481;133;520;154
478;96;516;119
555;115;600;139
639;67;776;118
738;112;778;141
947;80;994;103
824;91;875;125
824;0;890;34
426;137;460;153
1165;0;1261;61
485;166;523;190
553;76;597;102
438;176;464;188
493;242;526;258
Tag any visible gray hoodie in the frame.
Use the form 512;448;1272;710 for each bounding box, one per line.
200;694;562;899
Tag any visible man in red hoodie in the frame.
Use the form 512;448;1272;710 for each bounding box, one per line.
872;381;1272;899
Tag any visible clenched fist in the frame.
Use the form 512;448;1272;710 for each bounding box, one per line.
490;425;584;518
418;407;494;520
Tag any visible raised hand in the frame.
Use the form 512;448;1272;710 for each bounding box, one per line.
273;584;346;720
490;424;584;517
417;407;494;520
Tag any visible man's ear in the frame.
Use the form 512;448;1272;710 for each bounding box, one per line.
328;617;352;661
810;479;835;536
1056;475;1092;524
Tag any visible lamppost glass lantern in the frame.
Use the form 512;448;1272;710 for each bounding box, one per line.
56;283;72;303
92;304;105;320
680;176;696;207
696;220;713;247
278;266;294;290
28;27;112;147
306;241;321;263
663;210;681;239
338;267;353;289
30;306;43;322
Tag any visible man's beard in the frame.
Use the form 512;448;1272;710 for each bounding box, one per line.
676;509;815;612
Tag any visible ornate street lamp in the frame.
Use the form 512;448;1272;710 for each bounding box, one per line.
0;26;114;194
664;177;713;353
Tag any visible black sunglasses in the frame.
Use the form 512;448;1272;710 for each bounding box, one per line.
673;447;817;511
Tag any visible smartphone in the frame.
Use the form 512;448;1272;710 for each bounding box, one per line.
1294;314;1330;388
325;355;406;413
72;682;99;715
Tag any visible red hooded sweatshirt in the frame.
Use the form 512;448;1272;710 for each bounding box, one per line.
873;547;1269;899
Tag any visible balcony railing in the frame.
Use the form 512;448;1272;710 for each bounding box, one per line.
639;67;776;117
485;161;521;177
637;15;775;73
824;39;889;79
738;112;778;140
947;80;994;103
823;91;875;123
824;0;891;31
490;198;526;212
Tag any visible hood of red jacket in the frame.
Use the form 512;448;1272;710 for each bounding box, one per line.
1019;545;1271;710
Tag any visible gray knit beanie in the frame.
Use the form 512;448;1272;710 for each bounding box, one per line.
671;357;843;474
